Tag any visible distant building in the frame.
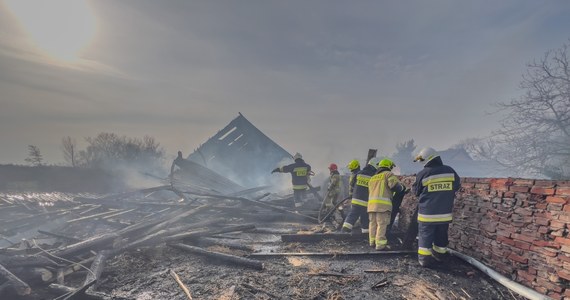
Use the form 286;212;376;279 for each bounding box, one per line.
187;113;292;187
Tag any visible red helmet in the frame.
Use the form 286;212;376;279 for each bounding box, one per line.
328;163;338;171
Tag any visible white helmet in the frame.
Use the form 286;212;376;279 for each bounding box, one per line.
293;152;302;160
413;147;439;165
368;157;381;169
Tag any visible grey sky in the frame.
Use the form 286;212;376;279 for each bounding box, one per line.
1;0;569;172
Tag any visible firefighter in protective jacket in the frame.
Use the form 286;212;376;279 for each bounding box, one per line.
347;159;361;198
367;158;407;250
412;147;460;268
324;163;341;210
341;157;380;233
272;153;312;208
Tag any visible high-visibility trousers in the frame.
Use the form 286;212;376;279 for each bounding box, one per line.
418;223;449;257
342;204;369;232
369;211;391;248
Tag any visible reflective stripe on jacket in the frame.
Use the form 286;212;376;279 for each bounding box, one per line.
351;164;376;207
412;157;460;224
368;169;404;213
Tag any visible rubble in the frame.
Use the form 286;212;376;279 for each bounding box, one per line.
0;182;522;299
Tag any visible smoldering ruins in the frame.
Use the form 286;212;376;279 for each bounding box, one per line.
0;114;567;300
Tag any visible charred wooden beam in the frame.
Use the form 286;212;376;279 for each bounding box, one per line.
139;204;209;237
48;283;75;294
249;250;416;257
187;192;318;222
0;262;31;296
281;233;368;243
169;269;193;300
165;224;256;242
169;243;263;270
83;250;109;287
0;254;60;268
38;230;82;243
191;237;253;252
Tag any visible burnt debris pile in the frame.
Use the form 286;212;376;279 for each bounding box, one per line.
0;180;326;299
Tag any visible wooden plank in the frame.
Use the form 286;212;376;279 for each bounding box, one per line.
169;243;263;270
250;250;416;257
281;233;368;243
0;262;31;295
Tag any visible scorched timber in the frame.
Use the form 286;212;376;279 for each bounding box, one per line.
0;262;31;296
169;243;263;270
183;191;318;222
249;250;416;257
281;233;368;243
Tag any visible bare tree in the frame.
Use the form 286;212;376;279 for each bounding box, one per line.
391;139;417;174
485;41;570;179
24;145;43;166
77;132;164;168
61;136;77;167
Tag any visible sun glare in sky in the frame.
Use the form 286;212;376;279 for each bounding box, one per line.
5;0;97;62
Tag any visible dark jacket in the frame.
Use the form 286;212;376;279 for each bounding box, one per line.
351;164;377;207
280;159;312;190
348;168;360;197
412;157;460;224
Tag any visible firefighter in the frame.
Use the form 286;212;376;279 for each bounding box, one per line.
341;157;380;233
367;158;407;250
324;163;341;210
412;147;460;268
169;151;185;181
347;159;361;198
272;153;312;208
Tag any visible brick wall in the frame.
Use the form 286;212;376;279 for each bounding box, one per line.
449;178;570;299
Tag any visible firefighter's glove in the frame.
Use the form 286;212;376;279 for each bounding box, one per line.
402;187;410;194
271;168;279;174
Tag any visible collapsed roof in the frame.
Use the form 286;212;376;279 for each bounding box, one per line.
188;113;292;188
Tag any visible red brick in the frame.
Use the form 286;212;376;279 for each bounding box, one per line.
556;187;570;196
511;186;530;193
547;196;568;204
548;292;562;300
514;240;531;250
535;286;548;294
517;270;535;282
512;233;536;243
558;270;570;281
514;207;533;216
530;245;558;257
514;179;535;185
559;254;570;263
556;181;570;187
475;183;490;190
537;278;563;293
549;204;565;211
462;182;475;188
535;180;556;187
559;214;570;222
538;226;549;234
535;217;551;226
497;235;515;246
531;186;556;195
507;253;528;264
536;203;548;209
533;240;562;249
503;191;515;198
550;220;566;229
556;237;570;246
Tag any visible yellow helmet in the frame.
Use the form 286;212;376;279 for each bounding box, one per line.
347;159;360;171
378;158;396;170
